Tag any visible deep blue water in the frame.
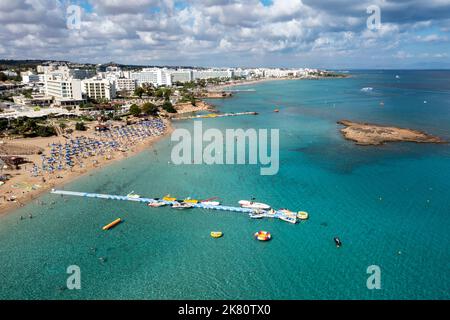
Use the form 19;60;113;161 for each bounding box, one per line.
0;70;449;299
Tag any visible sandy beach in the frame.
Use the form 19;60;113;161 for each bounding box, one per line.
0;119;173;216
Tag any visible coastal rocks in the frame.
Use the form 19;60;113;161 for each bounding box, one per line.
337;120;446;146
173;101;214;115
195;91;232;99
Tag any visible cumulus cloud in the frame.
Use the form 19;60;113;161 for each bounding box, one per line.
0;0;449;68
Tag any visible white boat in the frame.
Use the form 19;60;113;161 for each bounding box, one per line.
172;202;194;210
239;200;271;210
200;201;220;206
249;213;265;219
127;191;140;199
279;215;297;224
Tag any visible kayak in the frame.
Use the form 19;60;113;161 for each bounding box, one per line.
239;200;271;210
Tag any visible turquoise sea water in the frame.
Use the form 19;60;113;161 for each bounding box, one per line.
0;70;449;299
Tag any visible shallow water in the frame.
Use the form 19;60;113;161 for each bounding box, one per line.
0;70;449;299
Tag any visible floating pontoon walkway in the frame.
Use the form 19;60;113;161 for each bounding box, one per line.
51;189;257;214
173;111;258;121
50;189;303;224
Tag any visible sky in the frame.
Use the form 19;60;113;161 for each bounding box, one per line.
0;0;449;69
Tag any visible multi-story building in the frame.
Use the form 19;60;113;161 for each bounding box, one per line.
115;78;137;92
232;68;248;78
21;72;44;84
263;68;296;78
81;78;116;101
168;69;194;84
131;68;172;87
44;74;84;106
193;69;234;80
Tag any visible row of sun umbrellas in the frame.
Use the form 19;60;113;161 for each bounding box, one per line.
31;120;166;176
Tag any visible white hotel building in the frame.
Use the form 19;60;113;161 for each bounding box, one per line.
44;74;84;106
193;69;234;80
131;68;172;87
81;78;116;101
115;78;137;93
169;69;194;83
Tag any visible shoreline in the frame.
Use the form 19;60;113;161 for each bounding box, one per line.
209;77;296;91
0;120;174;217
209;74;349;91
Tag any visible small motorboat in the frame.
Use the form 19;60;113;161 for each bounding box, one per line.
254;231;272;241
239;200;271;210
172;202;194;210
127;191;140;199
148;201;166;208
210;231;223;238
102;218;122;231
334;237;342;248
249;213;265;219
297;211;309;220
279;215;297;224
201;201;220;206
274;108;280;113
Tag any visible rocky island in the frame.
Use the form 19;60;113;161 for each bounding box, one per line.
337;120;446;146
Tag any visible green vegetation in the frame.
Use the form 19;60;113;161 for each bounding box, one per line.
129;104;141;116
75;122;87;131
23;89;33;99
141;102;158;116
134;87;145;98
0;118;57;137
79;102;95;109
0;72;22;82
162;101;177;113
